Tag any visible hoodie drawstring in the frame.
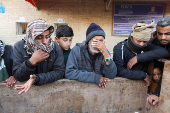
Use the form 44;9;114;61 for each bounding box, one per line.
121;43;124;60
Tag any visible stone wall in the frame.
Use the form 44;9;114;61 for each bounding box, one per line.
0;77;148;113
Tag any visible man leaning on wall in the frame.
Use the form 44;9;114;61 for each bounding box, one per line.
13;19;65;94
65;23;117;88
0;40;17;87
113;20;169;86
147;16;170;106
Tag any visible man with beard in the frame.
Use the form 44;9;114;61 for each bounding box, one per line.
149;16;170;54
13;19;65;94
65;23;117;88
147;16;170;106
113;20;169;86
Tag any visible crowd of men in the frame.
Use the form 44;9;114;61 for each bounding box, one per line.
1;16;170;106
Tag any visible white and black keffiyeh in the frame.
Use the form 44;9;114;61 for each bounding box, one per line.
24;19;54;55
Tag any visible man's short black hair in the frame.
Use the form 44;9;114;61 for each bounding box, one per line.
55;25;74;39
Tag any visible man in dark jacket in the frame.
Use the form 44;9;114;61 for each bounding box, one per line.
113;20;169;86
147;16;170;106
0;40;17;87
13;19;65;94
65;23;117;88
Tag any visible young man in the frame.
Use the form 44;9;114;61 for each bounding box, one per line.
0;40;17;87
55;25;74;65
13;19;65;94
147;16;170;106
65;23;117;88
113;20;169;86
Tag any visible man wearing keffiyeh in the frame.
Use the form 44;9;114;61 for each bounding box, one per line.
13;19;65;94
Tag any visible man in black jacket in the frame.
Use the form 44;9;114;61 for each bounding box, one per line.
113;20;169;87
147;16;170;105
13;19;65;94
0;40;17;87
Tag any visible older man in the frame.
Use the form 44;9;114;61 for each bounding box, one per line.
13;19;65;94
147;16;170;106
113;20;169;86
65;23;117;88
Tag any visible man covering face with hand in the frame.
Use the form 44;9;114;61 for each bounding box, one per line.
65;23;117;88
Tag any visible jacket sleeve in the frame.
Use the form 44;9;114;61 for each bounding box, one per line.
113;44;147;80
137;44;170;62
13;41;36;82
4;45;13;77
65;46;101;85
35;45;65;86
102;57;117;79
9;46;13;77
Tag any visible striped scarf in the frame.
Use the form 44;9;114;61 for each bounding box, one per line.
24;19;54;55
0;40;4;58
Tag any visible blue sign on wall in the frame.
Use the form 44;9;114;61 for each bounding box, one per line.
113;4;165;35
0;3;5;13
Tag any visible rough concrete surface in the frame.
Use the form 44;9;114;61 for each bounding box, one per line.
0;77;148;113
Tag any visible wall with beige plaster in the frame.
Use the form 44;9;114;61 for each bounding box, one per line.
0;0;170;52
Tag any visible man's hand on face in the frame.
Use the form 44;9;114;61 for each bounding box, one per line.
147;94;159;106
144;75;152;86
29;49;49;65
91;39;108;55
99;75;107;88
127;56;137;69
15;74;36;94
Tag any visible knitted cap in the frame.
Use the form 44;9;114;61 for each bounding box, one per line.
131;20;154;42
86;23;105;43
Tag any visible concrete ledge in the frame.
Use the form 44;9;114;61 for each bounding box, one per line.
0;77;148;113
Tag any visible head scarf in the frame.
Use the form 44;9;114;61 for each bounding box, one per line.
131;20;154;42
24;19;54;55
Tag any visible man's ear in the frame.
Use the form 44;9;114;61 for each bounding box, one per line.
55;37;59;44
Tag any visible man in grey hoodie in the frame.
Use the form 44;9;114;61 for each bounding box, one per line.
65;23;117;88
